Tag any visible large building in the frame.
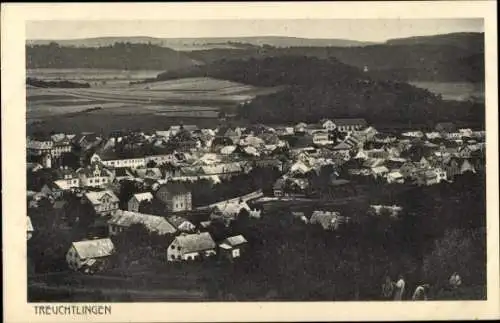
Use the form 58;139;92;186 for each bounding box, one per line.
156;182;192;213
167;232;217;261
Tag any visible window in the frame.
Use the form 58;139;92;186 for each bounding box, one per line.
171;255;175;260
171;245;175;249
177;246;181;251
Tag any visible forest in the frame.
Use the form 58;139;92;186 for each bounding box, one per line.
153;55;483;126
26;42;199;70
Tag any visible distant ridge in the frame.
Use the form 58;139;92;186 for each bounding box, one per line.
26;36;378;50
385;32;484;49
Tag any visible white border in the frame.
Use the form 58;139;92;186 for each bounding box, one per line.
2;2;499;322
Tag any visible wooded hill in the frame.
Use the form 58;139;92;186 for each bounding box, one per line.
26;32;484;83
26;42;200;70
151;55;483;125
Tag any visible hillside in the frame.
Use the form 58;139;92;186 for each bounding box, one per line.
385;32;484;50
151;56;483;126
184;33;484;83
26;42;201;70
27;36;376;50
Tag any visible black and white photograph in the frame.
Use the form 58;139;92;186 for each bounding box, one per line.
2;2;499;322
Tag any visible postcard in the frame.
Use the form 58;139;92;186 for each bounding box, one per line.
2;1;499;322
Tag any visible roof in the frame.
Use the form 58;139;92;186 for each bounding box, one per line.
333;142;352;150
387;171;404;179
214;201;251;216
372;166;389;174
84;190;119;206
224;235;248;246
109;210;177;235
175;232;216;253
167;215;193;228
332;118;367;126
72;238;115;259
131;192;154;203
158;182;190;195
27;217;34;232
27;140;53;150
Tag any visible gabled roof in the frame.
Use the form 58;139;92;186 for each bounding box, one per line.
72;238;115;259
175;232;216;253
27;217;34;232
84;190;119;206
167;215;193;228
130;192;154;203
224;235;248;247
109;210;177;235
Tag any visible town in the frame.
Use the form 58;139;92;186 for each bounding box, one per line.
27;118;486;301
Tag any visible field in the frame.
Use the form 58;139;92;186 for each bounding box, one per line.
27;69;280;134
409;81;485;102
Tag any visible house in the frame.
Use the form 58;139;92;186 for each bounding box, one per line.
275;127;295;136
167;232;217;262
53;166;80;190
84;190;120;216
426;132;442;140
76;163;113;188
210;200;252;225
128;192;154;212
294;122;308;133
445;132;463;141
416;170;439;186
40;182;63;200
66;238;115;273
320;119;337;132
399;161;419;179
312;131;332;146
219;235;248;260
91;152;146;169
310;211;345;231
371;166;389;179
167;215;196;232
402;131;424;138
273;178;286;197
27;217;34;240
386;171;405;184
156;183;192;213
331;119;368;132
108;210;177;235
460;159;476;174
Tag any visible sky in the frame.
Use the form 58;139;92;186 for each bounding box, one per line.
26;19;484;42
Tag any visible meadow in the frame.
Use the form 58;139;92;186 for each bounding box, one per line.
26;69;278;134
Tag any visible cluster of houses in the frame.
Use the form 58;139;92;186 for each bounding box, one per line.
26;119;485;274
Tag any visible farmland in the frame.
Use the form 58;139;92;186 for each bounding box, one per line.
27;70;281;134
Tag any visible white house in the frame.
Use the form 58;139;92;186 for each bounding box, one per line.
91;153;146;169
386;171;405;184
128;192;154;212
167;232;217;262
219;235;248;260
84;190;120;216
76;163;113;188
66;238;115;273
